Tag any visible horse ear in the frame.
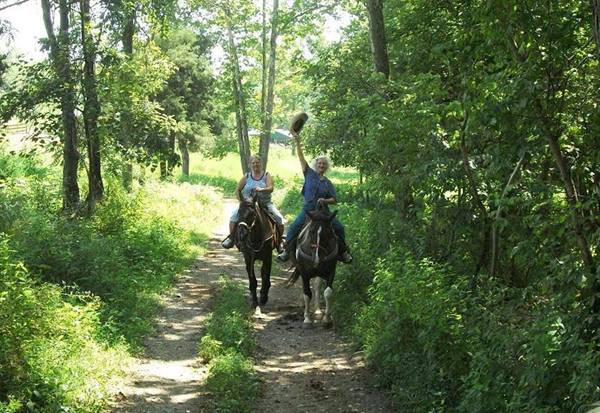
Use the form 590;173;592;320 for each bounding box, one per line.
329;210;338;220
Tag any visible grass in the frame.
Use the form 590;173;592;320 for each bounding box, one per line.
185;145;360;219
198;276;259;412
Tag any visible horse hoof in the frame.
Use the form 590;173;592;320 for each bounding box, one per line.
251;301;259;310
302;322;314;330
323;320;333;329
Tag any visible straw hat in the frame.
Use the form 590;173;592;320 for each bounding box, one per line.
289;112;308;134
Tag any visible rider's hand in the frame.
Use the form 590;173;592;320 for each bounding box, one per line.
254;186;262;192
317;198;325;204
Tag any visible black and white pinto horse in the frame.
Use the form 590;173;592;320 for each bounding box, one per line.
287;208;339;328
236;196;279;309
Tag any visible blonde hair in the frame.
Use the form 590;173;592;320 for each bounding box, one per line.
249;154;262;165
311;155;331;173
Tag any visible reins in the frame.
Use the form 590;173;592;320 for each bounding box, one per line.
238;202;273;254
296;217;338;267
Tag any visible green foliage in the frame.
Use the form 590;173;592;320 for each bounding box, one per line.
198;277;259;412
198;276;256;361
0;148;222;409
297;0;600;410
352;248;468;411
205;353;258;413
0;234;125;412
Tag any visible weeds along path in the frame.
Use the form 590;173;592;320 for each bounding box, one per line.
113;197;391;412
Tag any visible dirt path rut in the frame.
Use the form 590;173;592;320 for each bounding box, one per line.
112;198;392;412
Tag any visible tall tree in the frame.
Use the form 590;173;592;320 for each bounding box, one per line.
121;5;135;190
365;0;389;78
41;0;80;211
258;0;279;169
81;0;103;204
223;4;251;173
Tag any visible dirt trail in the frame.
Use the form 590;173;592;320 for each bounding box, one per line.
112;198;392;412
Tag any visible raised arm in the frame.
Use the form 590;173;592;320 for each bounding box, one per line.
293;132;308;172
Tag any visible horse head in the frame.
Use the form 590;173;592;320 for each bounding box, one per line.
237;197;257;242
303;209;338;268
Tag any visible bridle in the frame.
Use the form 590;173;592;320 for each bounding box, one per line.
238;202;272;254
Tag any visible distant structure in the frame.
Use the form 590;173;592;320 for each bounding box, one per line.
2;120;52;151
248;128;292;144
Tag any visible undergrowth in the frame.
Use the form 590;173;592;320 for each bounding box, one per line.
0;148;221;411
198;276;259;412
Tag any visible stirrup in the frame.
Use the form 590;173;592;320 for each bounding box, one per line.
222;238;234;249
277;250;290;262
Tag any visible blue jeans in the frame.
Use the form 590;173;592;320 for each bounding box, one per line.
286;207;346;245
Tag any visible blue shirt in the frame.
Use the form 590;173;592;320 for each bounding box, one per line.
301;166;337;209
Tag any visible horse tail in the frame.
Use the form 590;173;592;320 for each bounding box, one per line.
285;268;301;289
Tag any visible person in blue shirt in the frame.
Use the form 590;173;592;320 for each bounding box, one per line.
222;154;285;250
276;131;352;264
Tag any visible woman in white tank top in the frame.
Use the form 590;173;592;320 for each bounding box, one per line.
222;154;285;250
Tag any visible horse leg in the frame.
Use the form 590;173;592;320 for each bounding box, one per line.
313;277;323;318
322;275;335;328
259;253;272;306
246;257;258;309
302;276;313;328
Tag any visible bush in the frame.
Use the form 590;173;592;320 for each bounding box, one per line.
0;148;222;409
351;248;468;411
0;234;125;412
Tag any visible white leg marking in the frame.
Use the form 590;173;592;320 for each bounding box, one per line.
313;277;322;315
303;294;312;324
323;287;333;323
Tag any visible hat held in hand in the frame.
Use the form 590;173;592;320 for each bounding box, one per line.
289;112;308;134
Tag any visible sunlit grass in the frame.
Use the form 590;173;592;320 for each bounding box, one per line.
185;146;359;214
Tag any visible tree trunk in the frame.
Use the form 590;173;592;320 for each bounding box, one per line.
42;0;80;211
234;99;247;173
225;10;251;173
261;0;267;121
179;133;189;176
121;9;135;190
366;0;390;78
259;0;279;169
591;0;600;63
160;160;167;179
547;134;596;277
81;0;103;205
167;131;176;175
458;108;491;276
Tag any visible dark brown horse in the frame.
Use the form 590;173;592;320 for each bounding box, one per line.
287;208;339;328
236;196;279;308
